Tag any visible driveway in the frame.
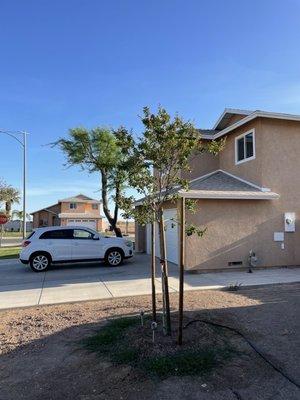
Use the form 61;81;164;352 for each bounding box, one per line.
0;253;300;310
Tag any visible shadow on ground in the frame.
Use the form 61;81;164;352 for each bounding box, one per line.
0;283;299;400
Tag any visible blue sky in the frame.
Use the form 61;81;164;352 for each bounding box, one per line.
1;0;300;216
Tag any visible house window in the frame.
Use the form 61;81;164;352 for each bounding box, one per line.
235;130;255;164
70;203;77;209
92;204;98;210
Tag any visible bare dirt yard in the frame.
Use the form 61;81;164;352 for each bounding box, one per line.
0;283;299;400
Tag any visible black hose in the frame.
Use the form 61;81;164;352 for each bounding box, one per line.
183;318;300;390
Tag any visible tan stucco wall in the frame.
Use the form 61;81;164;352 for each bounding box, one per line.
223;113;248;128
185;118;300;270
181;150;219;181
219;118;264;186
185;198;299;270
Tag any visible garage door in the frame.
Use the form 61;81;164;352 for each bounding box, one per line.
146;209;178;264
67;219;97;230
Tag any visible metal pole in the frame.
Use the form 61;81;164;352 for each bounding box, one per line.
177;196;185;345
22;132;27;239
151;221;157;322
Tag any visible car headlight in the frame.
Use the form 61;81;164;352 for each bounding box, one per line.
125;240;133;247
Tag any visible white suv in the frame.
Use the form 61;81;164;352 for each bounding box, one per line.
20;226;133;272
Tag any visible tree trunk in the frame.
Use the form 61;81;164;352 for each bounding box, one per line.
113;225;122;237
100;170;122;237
158;208;171;335
5;201;11;217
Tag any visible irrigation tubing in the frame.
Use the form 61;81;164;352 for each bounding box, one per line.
183;318;300;390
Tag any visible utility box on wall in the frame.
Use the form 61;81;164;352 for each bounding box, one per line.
284;212;296;232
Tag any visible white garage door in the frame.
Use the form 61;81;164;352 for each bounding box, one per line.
67;219;97;230
146;209;178;264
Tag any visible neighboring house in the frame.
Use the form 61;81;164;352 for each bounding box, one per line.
135;108;300;271
31;194;103;231
4;220;33;232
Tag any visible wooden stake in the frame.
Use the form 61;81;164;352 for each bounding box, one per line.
177;197;185;345
151;221;157;322
158;209;172;335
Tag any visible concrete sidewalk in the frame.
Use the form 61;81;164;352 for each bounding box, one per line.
0;254;300;310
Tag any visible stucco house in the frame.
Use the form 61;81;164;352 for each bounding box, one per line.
31;194;103;231
135;108;300;271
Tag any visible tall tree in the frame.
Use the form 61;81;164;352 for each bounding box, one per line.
54;127;127;237
118;107;224;335
0;180;20;218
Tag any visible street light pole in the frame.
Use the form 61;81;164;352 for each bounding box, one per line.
22;132;27;239
0;129;28;239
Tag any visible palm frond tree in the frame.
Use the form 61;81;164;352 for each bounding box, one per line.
2;187;20;218
12;210;31;232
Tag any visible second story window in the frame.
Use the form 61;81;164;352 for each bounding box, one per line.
70;203;77;209
92;204;98;210
235;129;255;165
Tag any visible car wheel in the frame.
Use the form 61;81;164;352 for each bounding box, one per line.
30;253;51;272
105;249;124;267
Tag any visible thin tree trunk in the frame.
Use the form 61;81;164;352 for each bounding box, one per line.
151;221;157;322
177;197;185;345
100;171;122;237
158;208;171;335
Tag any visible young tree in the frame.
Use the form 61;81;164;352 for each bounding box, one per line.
54;127;127;237
118;107;224;335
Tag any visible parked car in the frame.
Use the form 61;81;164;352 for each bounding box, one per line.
19;226;133;272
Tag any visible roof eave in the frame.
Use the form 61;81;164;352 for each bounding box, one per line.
178;190;280;200
209;110;300;140
213;108;253;130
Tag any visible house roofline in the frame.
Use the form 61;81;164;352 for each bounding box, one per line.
178;191;279;200
188;169;272;192
212;108;253;130
202;110;300;140
133;169;275;206
31;205;58;215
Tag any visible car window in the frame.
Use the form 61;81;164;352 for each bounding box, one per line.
73;229;94;240
40;229;73;239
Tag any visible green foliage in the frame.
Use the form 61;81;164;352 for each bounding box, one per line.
0;247;21;259
54;127;120;172
0;179;20;217
53;127;128;235
186;224;207;237
83;317;138;352
118;106;223;238
81;315;234;378
144;349;217;377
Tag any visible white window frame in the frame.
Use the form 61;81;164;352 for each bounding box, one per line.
235;129;256;165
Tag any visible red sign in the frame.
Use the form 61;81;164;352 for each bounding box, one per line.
0;214;8;225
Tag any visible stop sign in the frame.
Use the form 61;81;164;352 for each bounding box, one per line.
0;214;8;225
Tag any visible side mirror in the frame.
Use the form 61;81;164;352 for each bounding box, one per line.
93;235;100;240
